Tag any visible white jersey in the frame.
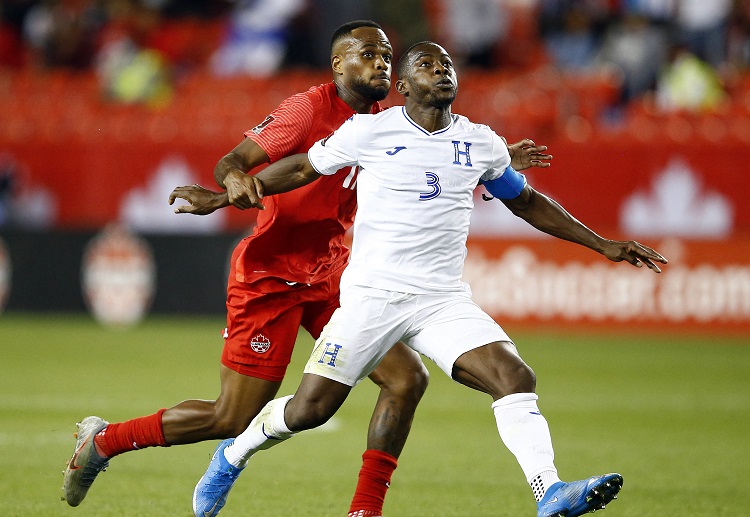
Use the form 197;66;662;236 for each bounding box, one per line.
308;106;514;294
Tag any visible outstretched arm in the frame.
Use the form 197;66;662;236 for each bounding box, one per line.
502;185;668;272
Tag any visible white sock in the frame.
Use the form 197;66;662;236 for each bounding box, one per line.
492;392;561;501
224;395;295;468
530;470;562;502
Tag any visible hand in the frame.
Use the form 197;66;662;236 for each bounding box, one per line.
168;184;225;215
506;138;552;171
224;170;265;210
601;240;668;273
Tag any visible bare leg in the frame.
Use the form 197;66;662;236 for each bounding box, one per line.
452;341;563;505
283;344;428;436
347;343;429;517
162;365;282;444
284;373;353;430
66;366;283;508
451;340;535;399
365;342;429;457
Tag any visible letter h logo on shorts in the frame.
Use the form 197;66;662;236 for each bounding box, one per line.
317;342;342;367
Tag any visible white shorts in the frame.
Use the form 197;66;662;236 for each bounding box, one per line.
304;285;511;386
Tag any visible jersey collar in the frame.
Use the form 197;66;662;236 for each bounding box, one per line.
401;106;455;136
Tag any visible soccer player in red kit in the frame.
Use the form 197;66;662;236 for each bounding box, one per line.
63;20;551;517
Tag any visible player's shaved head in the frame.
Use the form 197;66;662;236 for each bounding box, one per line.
396;41;448;79
330;20;385;54
395;41;456;109
329;20;392;106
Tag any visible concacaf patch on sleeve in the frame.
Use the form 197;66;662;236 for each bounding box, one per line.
251;115;275;134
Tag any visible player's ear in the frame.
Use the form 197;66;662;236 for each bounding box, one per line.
396;79;408;96
331;54;343;75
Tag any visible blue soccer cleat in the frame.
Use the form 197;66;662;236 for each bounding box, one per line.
193;439;245;517
537;473;623;517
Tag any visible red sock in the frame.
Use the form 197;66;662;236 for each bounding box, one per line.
94;409;168;458
348;449;398;516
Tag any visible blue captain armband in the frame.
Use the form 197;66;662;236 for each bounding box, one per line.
480;166;526;200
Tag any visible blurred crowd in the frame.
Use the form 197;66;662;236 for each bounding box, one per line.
1;0;750;112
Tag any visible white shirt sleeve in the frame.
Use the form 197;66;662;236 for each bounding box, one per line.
480;130;512;182
308;114;361;176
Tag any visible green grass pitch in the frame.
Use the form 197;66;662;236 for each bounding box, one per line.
1;313;748;516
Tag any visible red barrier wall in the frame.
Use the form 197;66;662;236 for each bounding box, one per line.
2;70;749;329
464;237;750;333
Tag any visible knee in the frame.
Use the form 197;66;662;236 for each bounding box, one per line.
375;361;430;403
210;397;267;437
501;362;536;398
212;409;255;438
286;399;337;431
403;362;430;400
218;418;253;438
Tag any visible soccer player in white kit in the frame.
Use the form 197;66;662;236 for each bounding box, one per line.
194;41;668;517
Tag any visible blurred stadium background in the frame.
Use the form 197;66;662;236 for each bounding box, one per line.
1;0;749;329
1;1;749;515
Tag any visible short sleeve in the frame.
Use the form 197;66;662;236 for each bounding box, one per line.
308;115;360;176
243;93;314;163
480;130;512;182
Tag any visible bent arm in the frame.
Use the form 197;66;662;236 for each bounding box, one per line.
215;137;270;189
170;138;270;214
253;153;321;195
169;145;315;214
212;138;272;210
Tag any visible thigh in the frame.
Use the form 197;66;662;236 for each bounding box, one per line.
368;341;426;389
452;340;535;398
303;286;412;387
407;292;510;378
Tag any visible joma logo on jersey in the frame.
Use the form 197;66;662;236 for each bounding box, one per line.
317;342;343;367
452;141;473;166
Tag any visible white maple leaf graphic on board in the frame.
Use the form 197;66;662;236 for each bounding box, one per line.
620;158;733;238
120;156;225;233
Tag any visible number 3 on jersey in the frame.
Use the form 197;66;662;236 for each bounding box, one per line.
420;172;441;201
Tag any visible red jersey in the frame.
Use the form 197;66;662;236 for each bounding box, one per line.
235;82;382;285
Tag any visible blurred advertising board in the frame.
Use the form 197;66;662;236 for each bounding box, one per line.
464;237;750;333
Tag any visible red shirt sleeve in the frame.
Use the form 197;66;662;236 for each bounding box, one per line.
244;92;315;163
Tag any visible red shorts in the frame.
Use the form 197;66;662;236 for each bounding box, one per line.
221;255;342;382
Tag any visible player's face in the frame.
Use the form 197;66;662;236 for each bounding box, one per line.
400;43;458;108
336;27;393;102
